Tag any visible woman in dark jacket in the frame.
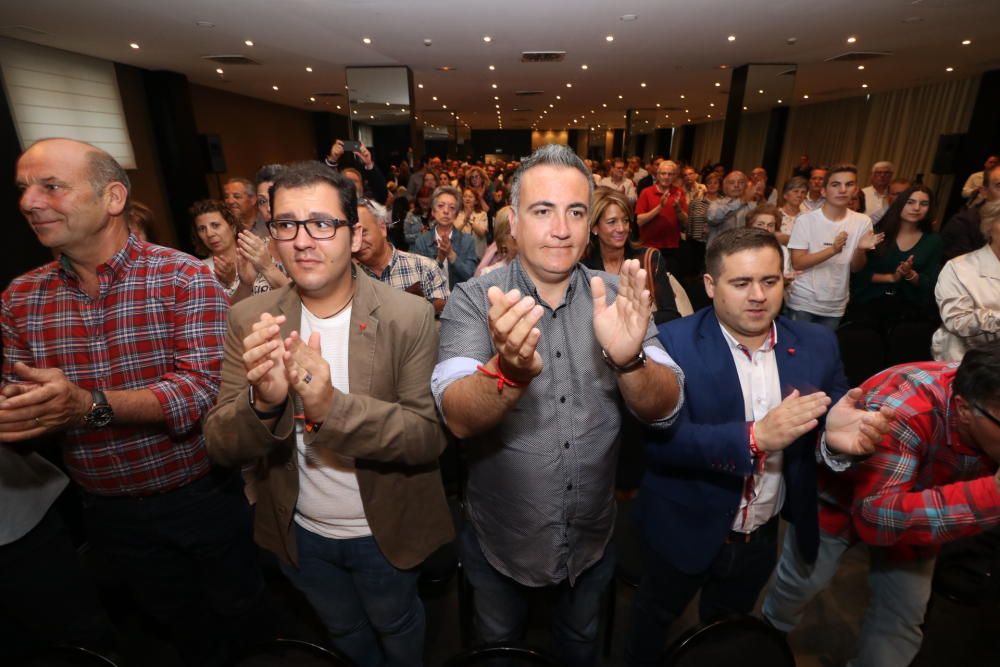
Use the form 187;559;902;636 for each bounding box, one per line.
583;187;685;324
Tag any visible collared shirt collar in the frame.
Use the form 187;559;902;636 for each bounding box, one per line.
718;320;778;361
509;256;580;310
59;232;141;288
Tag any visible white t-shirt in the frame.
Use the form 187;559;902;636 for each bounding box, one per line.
786;208;873;317
861;185;887;214
293;303;372;539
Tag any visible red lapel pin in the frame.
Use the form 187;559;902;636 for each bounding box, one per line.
359;322;367;332
787;347;796;355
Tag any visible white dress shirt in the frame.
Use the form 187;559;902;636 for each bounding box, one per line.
719;323;785;533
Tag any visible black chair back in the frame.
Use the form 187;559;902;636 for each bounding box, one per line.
444;642;566;666
234;638;354;666
663;616;795;667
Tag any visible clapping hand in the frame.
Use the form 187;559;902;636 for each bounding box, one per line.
894;255;916;282
283;331;333;423
242;313;288;411
0;364;91;441
825;387;896;456
858;230;885;251
592;259;651;367
755;390;831;452
486;287;544;384
832;231;849;253
238;231;275;272
213;253;236;286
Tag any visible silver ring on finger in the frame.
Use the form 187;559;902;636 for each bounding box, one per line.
303;371;313;385
34;417;41;426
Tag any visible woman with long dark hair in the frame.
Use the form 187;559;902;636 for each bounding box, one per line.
849;184;943;329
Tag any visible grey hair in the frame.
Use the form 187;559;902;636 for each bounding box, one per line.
431;185;461;209
361;198;391;227
85;150;131;199
509;143;592;212
224;177;254;195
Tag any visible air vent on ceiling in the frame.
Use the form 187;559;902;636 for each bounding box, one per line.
521;51;566;63
312;92;344;98
824;51;892;63
515;90;545;96
201;54;261;65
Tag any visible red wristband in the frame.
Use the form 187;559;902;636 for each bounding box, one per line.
477;355;531;393
749;422;766;463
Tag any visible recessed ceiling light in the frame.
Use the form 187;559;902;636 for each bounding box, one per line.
656;103;660;107
665;114;669;118
442;104;447;109
640;82;647;87
946;66;954;72
566;82;572;87
777;99;783;103
862;84;868;88
685;109;689;113
353;110;357;114
847;36;857;43
418;84;424;88
489;65;495;71
742;106;747;110
483;35;492;42
216;68;224;74
305;66;313;73
336;105;341;109
618;94;623;99
581;64;589;70
709;103;715;107
272;85;279;91
714;82;721;87
370;115;374;119
707;114;712;118
385;102;390;106
803;94;809;99
495;104;500;108
244;39;254;46
719;64;729;69
432;95;438;100
680;94;685;99
602;103;607;107
556;95;561;100
491;83;498;89
858;65;865;70
606;35;614;42
727;35;736;42
362;37;372;45
494;95;499;100
962;39;972;45
129;42;140;49
549;103;554;108
308;97;315;103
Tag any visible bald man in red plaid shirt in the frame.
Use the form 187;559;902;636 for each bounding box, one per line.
763;342;1000;667
1;139;269;664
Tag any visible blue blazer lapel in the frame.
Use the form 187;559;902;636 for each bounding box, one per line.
774;318;814;398
696;311;745;421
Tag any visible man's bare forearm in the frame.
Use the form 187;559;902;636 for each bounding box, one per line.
617;361;680;422
441;364;528;438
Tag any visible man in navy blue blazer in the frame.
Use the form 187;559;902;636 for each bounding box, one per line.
625;228;893;665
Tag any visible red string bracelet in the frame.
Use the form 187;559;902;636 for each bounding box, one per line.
295;413;324;433
749;422;767;470
476;355;531;393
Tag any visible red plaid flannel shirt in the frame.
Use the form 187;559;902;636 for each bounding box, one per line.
1;235;228;496
818;362;1000;561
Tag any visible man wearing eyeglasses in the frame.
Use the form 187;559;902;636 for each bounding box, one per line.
204;161;453;666
763;342;1000;667
411;185;479;289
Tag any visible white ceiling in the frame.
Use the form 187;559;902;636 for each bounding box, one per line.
1;0;999;132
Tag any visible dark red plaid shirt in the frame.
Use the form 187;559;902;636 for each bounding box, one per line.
2;235;227;496
818;362;1000;561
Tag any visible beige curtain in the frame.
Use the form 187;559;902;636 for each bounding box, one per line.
777;96;869;183
691;120;724;171
732;111;770;174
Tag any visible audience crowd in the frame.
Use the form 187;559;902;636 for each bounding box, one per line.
3;133;1000;667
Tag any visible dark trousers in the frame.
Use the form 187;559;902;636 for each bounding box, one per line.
83;470;272;666
0;505;115;662
459;524;616;667
625;517;779;666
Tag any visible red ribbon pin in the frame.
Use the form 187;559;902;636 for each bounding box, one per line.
787;347;796;355
359;322;367;332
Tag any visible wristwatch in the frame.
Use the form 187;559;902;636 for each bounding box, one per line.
82;389;114;428
601;348;647;373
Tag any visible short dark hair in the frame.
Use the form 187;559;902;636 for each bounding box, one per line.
255;164;284;186
823;164;858;188
269;161;359;226
705;228;784;279
954;340;1000;407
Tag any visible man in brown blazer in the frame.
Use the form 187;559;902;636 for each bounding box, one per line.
204;161;452;667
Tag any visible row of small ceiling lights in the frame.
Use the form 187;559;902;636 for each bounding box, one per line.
126;28;973;128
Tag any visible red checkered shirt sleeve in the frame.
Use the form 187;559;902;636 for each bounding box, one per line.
847;366;1000;550
145;259;227;438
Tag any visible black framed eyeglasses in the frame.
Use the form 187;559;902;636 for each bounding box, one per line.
970;400;1000;430
267;218;352;240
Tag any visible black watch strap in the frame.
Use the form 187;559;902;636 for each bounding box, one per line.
248;386;284;419
601;348;647;373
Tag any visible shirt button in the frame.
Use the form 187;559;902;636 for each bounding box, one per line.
560;396;566;403
556;351;562;358
566;483;573;490
552;312;558;319
564;442;570;449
